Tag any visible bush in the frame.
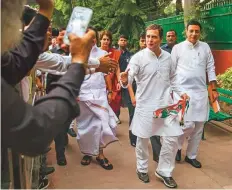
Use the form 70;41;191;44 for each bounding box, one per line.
217;67;232;91
216;68;232;124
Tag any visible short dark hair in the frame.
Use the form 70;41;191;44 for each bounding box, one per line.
52;28;59;37
22;6;37;26
59;27;66;32
146;24;163;39
88;26;99;44
167;29;177;36
119;34;128;40
187;20;202;30
139;32;146;39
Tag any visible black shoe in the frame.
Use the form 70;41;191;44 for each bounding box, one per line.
68;128;77;137
130;142;136;147
129;131;137;147
136;170;150;183
40;166;55;176
155;172;177;188
175;149;181;162
185;156;202;168
57;156;67;166
38;176;49;189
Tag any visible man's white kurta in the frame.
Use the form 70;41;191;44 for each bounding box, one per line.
171;40;216;122
126;48;183;138
76;45;118;156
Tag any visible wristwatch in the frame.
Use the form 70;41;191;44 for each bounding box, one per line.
108;91;112;95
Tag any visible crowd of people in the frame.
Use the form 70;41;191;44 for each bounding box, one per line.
1;0;219;189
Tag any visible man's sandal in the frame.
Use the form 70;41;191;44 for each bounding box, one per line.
96;157;113;170
81;155;92;166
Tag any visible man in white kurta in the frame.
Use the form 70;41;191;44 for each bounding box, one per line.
171;20;218;168
75;37;118;170
120;24;188;188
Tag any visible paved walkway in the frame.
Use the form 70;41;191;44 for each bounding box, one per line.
47;108;232;189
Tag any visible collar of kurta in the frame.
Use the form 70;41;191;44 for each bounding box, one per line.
145;47;164;58
91;44;98;52
185;40;200;49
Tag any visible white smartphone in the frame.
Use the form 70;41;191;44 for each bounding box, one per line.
63;7;93;45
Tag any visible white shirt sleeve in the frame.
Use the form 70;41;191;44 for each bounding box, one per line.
170;45;185;96
35;51;102;74
88;58;100;68
35;52;71;73
206;45;217;82
120;54;140;88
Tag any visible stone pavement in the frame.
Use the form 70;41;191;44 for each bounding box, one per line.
47;108;232;189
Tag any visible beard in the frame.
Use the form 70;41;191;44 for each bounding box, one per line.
1;0;26;54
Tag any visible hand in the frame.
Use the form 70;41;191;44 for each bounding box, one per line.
120;69;130;86
69;30;95;65
107;93;112;104
131;96;136;107
42;30;52;52
36;0;54;20
212;90;219;102
98;53;118;74
36;82;43;89
116;82;121;91
181;93;190;101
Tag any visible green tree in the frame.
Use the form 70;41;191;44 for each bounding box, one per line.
176;0;183;15
183;0;215;41
28;0;174;49
139;0;173;19
164;2;176;16
90;0;146;50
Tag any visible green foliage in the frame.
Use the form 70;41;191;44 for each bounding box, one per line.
217;67;232;91
52;0;72;28
90;0;146;48
183;2;215;41
28;0;172;49
51;0;147;49
164;3;176;16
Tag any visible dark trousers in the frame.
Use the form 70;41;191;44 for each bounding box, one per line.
127;101;137;144
46;74;68;159
54;128;68;158
150;135;162;161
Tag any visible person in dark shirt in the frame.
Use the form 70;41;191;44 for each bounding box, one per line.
46;29;76;166
1;0;95;157
118;35;133;124
160;29;177;53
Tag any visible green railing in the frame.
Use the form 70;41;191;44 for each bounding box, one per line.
145;4;232;50
203;0;232;10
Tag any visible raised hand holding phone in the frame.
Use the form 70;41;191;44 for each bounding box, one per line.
64;7;93;45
